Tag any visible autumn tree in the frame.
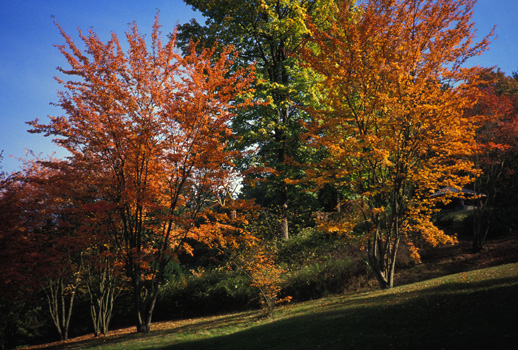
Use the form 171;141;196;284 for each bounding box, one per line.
28;15;255;333
300;0;492;288
0;162;49;302
80;235;125;336
210;190;291;316
0;157;82;343
229;239;290;316
179;0;339;240
0;165;50;348
44;271;81;342
6;157;124;340
24;159;86;341
470;69;518;250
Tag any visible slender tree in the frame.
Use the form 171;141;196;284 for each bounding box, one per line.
300;0;493;288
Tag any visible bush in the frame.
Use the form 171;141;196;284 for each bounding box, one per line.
155;269;259;320
274;227;369;301
154;224;441;323
283;257;366;302
277;228;346;265
155;228;369;320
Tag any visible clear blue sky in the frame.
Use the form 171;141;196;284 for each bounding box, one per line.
0;0;517;173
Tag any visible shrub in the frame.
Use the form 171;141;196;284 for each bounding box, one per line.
155;269;259;320
283;257;365;301
155;228;370;320
277;227;346;266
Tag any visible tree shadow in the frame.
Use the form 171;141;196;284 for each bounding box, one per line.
59;267;518;350
60;310;264;350
148;275;518;350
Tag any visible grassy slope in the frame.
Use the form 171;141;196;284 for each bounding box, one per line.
58;262;518;350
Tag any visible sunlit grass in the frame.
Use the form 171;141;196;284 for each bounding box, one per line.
64;263;517;350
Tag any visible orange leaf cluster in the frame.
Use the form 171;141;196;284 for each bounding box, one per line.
298;0;493;288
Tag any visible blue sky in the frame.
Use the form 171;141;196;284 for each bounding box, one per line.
0;0;517;173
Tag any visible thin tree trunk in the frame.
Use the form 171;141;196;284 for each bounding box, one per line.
276;114;289;241
368;224;400;289
280;183;289;241
386;237;400;289
368;228;390;289
45;275;79;341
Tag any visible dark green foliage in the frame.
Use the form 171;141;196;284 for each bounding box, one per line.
155;269;259;320
432;208;518;240
243;205;319;240
0;299;45;349
432;210;471;235
283;258;363;301
154;228;365;318
278;228;368;301
178;0;339;239
277;228;346;266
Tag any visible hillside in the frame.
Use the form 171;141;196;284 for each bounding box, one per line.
395;235;518;286
24;234;518;350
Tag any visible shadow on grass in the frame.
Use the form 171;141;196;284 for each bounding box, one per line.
62;311;264;350
153;276;518;350
63;265;518;350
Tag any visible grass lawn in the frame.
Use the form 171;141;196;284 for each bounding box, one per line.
45;262;518;350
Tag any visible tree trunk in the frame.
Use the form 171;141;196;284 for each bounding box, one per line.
274;105;290;241
368;231;390;289
472;197;490;252
280;182;289;240
45;275;79;341
132;275;160;333
368;228;400;289
135;296;155;333
85;260;121;337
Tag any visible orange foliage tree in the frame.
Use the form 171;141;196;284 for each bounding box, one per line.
469;69;518;250
229;237;291;316
29;15;255;332
299;0;492;288
80;234;125;337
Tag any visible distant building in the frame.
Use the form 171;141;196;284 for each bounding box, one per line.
432;186;486;211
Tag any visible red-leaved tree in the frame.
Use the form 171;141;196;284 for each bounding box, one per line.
28;14;256;332
470;69;518;250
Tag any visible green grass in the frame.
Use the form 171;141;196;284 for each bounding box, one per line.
64;263;518;350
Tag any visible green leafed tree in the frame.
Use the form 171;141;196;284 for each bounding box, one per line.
178;0;339;240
